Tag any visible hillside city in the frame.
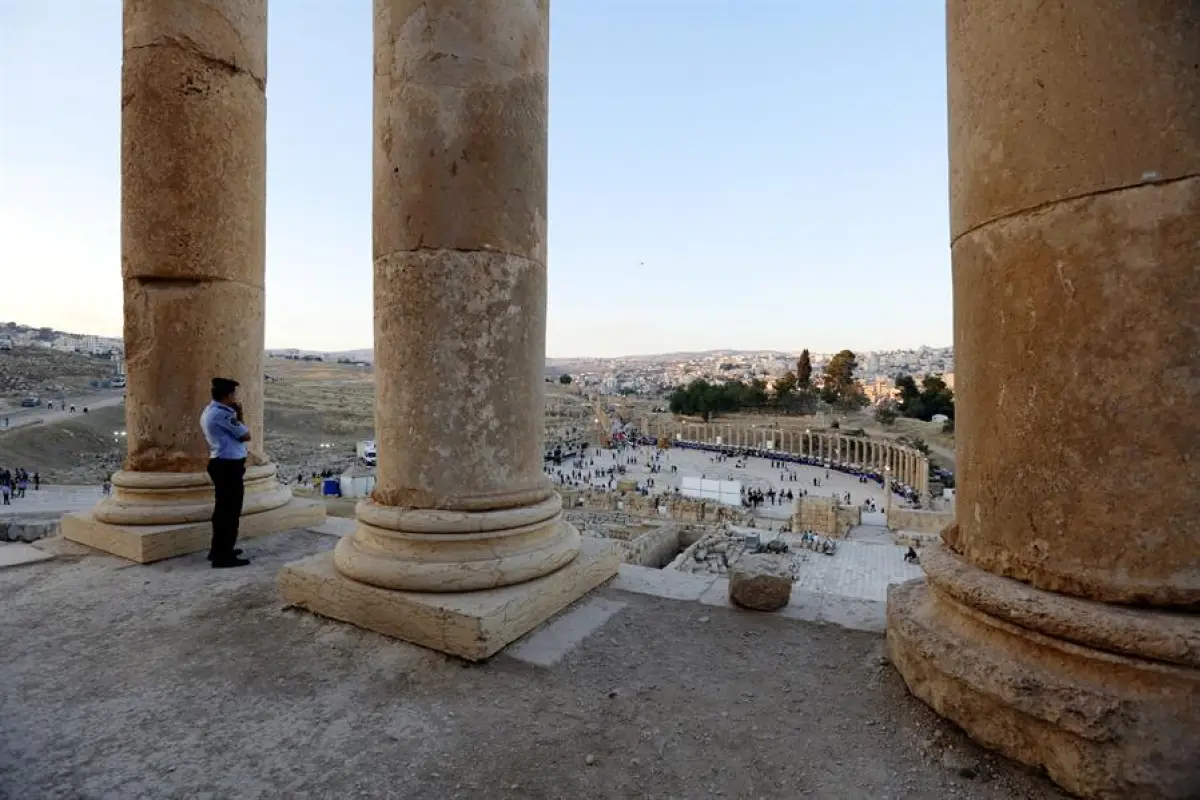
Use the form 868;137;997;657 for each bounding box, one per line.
0;321;952;403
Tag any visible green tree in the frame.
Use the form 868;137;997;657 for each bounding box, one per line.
920;374;955;420
875;398;899;425
894;373;955;421
895;374;925;419
558;374;573;385
773;371;798;404
821;349;864;408
796;349;813;389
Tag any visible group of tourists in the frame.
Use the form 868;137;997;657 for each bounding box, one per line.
742;486;794;509
0;468;39;505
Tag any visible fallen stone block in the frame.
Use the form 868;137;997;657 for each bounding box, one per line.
728;554;792;611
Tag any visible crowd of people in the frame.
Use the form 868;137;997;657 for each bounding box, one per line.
542;428;927;520
668;438;923;505
545;441;823;511
0;468;40;505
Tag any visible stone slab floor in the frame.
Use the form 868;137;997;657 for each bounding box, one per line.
1;531;1064;799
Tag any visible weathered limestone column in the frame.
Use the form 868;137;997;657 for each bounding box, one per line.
283;1;622;634
889;3;1200;796
60;0;313;562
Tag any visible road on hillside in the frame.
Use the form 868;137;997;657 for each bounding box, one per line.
0;391;126;433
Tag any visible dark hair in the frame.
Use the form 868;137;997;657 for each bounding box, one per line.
211;377;239;402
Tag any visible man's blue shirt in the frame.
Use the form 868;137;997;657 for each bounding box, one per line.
201;401;249;460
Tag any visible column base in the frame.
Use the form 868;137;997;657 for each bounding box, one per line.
278;535;621;661
61;497;326;563
887;548;1200;799
95;464;291;525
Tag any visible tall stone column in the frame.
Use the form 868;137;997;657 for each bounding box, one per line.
282;0;617;660
889;2;1200;796
61;0;315;563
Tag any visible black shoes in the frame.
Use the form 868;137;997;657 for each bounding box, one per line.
207;548;243;562
211;556;251;569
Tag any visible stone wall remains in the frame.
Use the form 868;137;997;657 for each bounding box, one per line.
835;505;862;537
792;497;835;536
790;497;862;538
887;507;954;535
564;490;759;527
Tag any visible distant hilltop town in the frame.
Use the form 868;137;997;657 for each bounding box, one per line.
0;322;123;357
1;322;951;399
544;347;954;401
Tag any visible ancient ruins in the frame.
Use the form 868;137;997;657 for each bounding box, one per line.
645;419;933;502
46;0;1200;797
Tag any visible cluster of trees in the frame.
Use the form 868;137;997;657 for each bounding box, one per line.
876;374;955;426
895;374;955;421
818;350;868;410
666;377;769;420
667;348;867;420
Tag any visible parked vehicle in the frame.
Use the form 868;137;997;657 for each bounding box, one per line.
20;395;39;407
356;440;377;467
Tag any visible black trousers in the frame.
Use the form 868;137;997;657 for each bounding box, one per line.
207;458;246;558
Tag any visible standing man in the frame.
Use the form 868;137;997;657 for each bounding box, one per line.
201;378;252;568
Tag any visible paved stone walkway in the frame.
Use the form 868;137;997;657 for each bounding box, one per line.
0;485;101;518
784;537;924;603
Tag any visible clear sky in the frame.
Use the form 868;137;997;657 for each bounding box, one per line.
0;1;950;358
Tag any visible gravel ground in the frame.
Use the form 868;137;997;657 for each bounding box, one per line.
0;532;1064;799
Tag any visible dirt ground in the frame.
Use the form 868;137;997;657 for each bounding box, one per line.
0;405;125;483
0;357;601;486
1;532;1063;799
0;346;119;406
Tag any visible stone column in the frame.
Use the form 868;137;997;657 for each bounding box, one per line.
329;0;583;594
889;3;1200;796
63;0;299;557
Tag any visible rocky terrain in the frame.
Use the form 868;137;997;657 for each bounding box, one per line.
0;355;604;485
0;347;119;405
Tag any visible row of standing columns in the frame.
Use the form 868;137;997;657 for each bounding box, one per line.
643;421;930;499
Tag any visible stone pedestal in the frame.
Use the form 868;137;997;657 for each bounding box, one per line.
281;537;620;661
63;497;325;564
889;3;1200;797
280;0;616;657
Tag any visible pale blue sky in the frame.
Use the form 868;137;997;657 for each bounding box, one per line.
0;1;950;358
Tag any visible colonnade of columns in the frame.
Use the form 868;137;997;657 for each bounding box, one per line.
888;3;1200;797
646;420;931;499
66;0;1197;791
